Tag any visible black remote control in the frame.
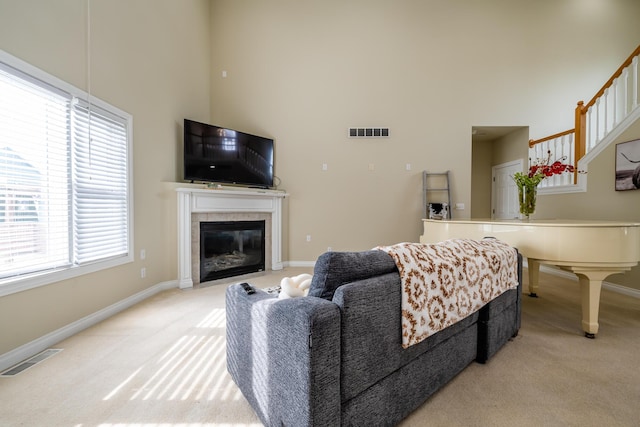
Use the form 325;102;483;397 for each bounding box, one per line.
240;282;255;295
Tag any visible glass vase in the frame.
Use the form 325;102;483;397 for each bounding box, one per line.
518;184;537;220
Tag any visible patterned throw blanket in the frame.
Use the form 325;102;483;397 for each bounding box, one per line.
376;239;519;349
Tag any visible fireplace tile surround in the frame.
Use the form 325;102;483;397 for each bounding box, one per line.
177;187;287;289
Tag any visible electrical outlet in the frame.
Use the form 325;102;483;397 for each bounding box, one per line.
140;268;146;278
327;246;332;252
306;235;311;242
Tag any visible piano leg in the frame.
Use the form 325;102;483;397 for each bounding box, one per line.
527;258;541;297
529;262;605;337
563;267;631;338
570;267;631;338
573;271;607;339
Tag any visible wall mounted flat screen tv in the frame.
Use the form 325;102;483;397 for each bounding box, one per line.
184;119;274;188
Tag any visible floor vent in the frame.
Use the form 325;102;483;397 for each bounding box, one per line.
1;349;63;377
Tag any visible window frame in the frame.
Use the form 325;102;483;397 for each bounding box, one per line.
0;49;134;298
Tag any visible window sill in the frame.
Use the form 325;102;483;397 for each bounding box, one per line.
0;254;133;298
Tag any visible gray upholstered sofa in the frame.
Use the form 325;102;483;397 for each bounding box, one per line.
226;248;522;426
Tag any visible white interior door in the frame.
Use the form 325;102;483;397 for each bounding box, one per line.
492;160;523;219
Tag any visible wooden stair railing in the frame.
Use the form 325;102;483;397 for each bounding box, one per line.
529;44;640;186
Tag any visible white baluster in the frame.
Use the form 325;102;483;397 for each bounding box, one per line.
633;56;639;109
586;107;594;153
622;67;629;116
603;87;610;136
612;78;619;127
562;135;569;186
551;137;557;187
570;133;575;184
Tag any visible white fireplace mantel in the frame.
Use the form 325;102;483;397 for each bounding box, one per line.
177;187;287;289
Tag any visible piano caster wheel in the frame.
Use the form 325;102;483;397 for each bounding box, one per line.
585;332;596;339
528;293;538;298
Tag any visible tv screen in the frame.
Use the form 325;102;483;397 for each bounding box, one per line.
184;119;274;188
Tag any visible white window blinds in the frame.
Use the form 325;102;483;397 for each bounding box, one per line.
72;101;129;264
0;63;71;278
0;52;131;286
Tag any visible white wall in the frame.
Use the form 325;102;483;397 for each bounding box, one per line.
209;0;640;262
0;0;211;356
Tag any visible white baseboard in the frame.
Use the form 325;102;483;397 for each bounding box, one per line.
285;261;316;268
526;261;640;299
601;281;640;298
0;280;178;373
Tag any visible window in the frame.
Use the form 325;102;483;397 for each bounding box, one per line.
0;50;132;296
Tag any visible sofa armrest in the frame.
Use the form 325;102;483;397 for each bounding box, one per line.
226;284;341;427
476;251;523;363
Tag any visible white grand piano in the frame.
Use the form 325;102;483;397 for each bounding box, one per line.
420;219;640;338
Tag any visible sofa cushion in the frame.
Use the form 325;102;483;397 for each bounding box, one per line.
308;250;398;300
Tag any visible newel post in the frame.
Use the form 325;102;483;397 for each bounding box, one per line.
574;101;586;183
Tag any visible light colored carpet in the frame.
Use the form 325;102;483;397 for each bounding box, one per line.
1;267;639;427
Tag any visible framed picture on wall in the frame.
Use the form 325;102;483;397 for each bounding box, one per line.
615;138;640;191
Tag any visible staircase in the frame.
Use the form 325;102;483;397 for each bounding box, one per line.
529;45;640;192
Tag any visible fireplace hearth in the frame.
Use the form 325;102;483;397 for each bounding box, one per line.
200;220;265;282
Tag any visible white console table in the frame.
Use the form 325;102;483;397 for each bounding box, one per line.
176;187;287;289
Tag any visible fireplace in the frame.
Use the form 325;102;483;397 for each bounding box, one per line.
176;187;286;289
200;220;265;282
